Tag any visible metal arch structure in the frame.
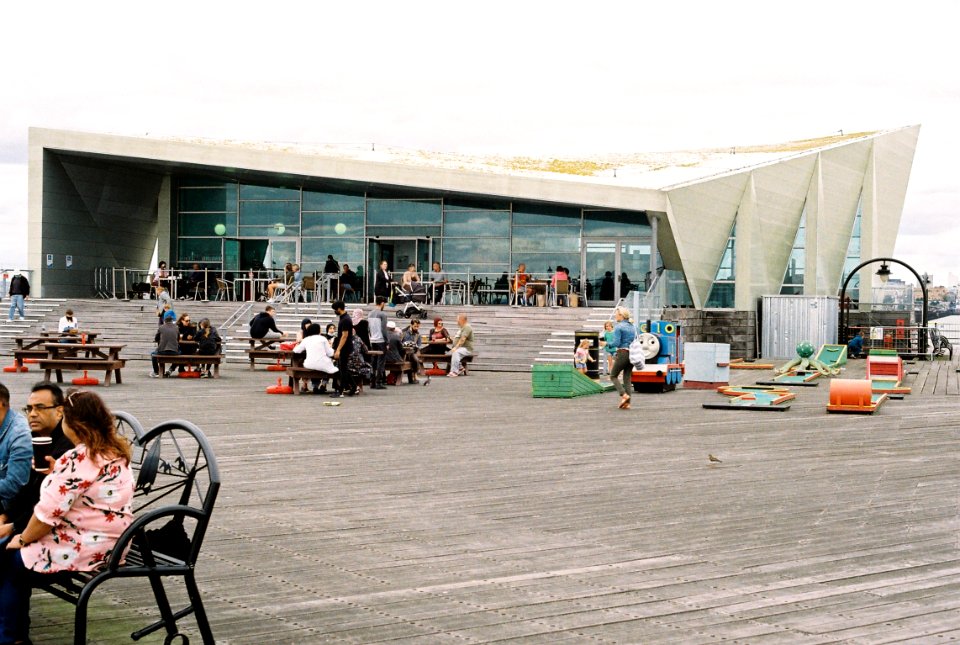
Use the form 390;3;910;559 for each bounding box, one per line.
839;256;928;349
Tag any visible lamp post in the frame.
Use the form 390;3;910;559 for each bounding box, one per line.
839;257;928;355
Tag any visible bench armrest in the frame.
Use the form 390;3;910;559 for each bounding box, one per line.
105;504;207;570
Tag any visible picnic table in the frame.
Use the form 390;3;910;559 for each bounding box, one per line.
38;342;126;386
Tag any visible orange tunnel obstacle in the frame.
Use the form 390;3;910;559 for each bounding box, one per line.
827;378;887;414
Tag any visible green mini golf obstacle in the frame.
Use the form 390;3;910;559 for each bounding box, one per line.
531;363;614;398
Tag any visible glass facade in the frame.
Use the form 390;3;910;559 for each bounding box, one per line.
840;195;863;302
780;206;806;295
173;175;662;301
706;221;737;308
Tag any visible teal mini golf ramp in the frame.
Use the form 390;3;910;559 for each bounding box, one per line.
815;344;848;369
532;364;613;398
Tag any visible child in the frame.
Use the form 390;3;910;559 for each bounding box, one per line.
575;339;595;375
602;320;616;375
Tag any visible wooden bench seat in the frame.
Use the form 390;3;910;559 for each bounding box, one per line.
286;365;337;394
13;348;46;368
385;360;415;385
246;348;289;370
417;352;476;375
38;358;126;386
155;354;224;378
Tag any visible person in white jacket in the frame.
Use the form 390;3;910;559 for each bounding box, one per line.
57;309;80;342
292;323;338;393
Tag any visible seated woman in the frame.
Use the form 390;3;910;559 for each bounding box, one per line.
292;323;338;394
266;263;294;301
401;264;420;291
551;265;570;306
511;263;533;306
195;318;221;378
422;317;452;357
0;389;135;645
175;313;198;373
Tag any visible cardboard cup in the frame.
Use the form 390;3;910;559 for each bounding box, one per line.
32;436;53;471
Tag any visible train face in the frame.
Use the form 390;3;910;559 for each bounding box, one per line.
631;321;685;392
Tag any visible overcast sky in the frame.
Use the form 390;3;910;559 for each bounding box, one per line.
2;1;958;285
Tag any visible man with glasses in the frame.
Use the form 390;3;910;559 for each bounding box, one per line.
0;382;31;514
0;383;73;539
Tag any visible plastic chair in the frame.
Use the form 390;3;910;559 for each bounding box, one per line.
550;280;570;307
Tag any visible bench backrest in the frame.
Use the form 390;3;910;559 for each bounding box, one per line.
109;416;220;570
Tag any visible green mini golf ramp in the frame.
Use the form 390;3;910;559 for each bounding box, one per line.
532;364;612;398
815;344;848;369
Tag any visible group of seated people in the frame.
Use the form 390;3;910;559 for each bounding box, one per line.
510;263;572;306
150;308;222;378
246;297;470;396
374;261;450;305
0;382;135;644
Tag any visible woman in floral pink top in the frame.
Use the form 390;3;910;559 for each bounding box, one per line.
0;389;134;644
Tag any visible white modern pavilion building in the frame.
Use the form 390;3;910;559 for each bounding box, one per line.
28;126;919;310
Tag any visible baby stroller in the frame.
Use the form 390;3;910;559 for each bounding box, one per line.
393;282;429;319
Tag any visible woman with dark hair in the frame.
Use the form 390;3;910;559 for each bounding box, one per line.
0;389;134;644
422;317;452;356
196;318;222;378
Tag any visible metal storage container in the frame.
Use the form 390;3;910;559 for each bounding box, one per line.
761;295;839;359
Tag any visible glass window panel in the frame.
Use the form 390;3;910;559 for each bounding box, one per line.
444;197;510;210
441;238;510;264
302;212;365;236
302;189;365;211
511;253;580;276
179;188;236;212
178;238;223;264
664;270;693;307
301;237;365;265
715;238;735;280
511;227;580;254
705;282;735;308
442;264;512;280
236;226;300;237
443;211;510;237
239;184;301;200
583;210;650;237
365;226;442;237
179;213;236;237
367;199;441;225
238;201;300;226
512;203;581;226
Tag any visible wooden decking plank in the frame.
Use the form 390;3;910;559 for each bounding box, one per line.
5;354;959;643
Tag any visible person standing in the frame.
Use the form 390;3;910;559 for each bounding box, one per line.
7;273;29;322
330;301;355;397
0;383;74;538
448;313;474;377
374;260;392;302
608;306;637;410
368;297;389;389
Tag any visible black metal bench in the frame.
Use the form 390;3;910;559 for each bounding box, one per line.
32;413;220;644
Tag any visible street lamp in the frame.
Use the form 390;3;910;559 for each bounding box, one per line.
839;257;928;356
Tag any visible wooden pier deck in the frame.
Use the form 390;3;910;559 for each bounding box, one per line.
4;355;959;644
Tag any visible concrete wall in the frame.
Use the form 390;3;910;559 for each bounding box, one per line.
39;152;163;297
672;308;757;359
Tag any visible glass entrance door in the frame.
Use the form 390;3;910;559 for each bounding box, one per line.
583;240;652;305
368;238;433;295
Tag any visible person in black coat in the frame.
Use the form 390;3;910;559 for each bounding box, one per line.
374;260;392;301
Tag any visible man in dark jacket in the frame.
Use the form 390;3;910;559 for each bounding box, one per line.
249;305;287;340
0;383;74;536
151;311;180;377
7;273;29;322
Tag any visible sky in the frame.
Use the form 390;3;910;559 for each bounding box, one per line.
2;1;958;286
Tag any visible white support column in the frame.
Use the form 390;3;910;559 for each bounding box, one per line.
734;173;757;310
805;153;823;294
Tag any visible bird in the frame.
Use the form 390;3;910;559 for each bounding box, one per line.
708;454;722;463
423;375;431;386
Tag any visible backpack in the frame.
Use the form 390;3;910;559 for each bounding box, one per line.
628;336;646;368
347;335;372;380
